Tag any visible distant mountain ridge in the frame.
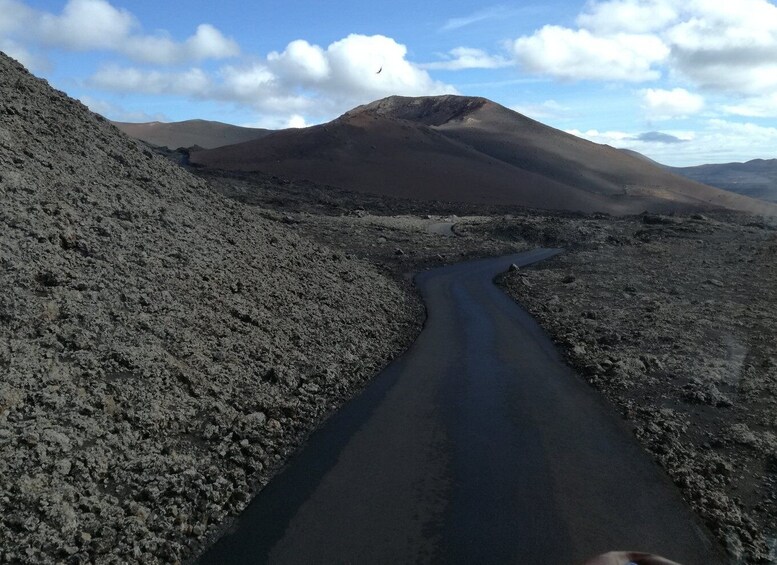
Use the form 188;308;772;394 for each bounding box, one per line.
191;95;776;216
113;119;270;150
667;159;777;204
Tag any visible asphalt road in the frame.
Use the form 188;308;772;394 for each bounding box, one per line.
198;249;726;565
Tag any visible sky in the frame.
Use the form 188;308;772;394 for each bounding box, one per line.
1;0;777;166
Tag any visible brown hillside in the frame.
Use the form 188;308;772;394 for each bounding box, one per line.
113;119;270;150
191;95;776;216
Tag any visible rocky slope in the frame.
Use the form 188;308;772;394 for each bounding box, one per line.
0;52;415;563
191;95;776;216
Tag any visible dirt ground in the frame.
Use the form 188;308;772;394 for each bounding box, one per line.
198;167;532;282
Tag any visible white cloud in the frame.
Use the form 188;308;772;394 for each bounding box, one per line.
440;6;513;32
0;0;34;35
667;0;777;52
185;24;240;61
324;34;452;98
1;38;47;71
216;62;314;114
122;24;239;65
567;128;639;145
577;0;679;33
38;0;136;51
0;0;238;64
421;47;511;70
665;0;777;94
514;26;669;81
569;127;695;145
511;0;777;102
511;99;571;120
219;62;276;99
685;118;777;163
568;118;777;166
285;115;307;128
268;40;330;83
87;34;455;122
79;95;168;122
90;65;212;95
239;114;306;129
706;118;777;142
511;1;777;162
0;1;48;70
642;87;704;119
240;34;455;109
722;94;777;118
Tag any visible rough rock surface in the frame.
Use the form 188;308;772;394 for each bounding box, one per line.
494;213;777;563
0;53;415;563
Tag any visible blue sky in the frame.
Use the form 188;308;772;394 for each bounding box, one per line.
2;0;777;166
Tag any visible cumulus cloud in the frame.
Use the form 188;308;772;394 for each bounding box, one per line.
184;24;239;61
37;0;136;51
0;0;35;35
268;40;330;83
512;0;777;106
0;38;47;71
214;62;318;114
566;128;638;145
0;0;238;64
323;34;452;98
577;0;679;33
666;0;777;94
642;87;704;119
122;24;239;65
421;47;511;70
511;100;571;120
239;113;310;130
90;65;212;95
706;118;777;141
0;0;51;70
88;34;455;120
514;26;669;82
569;118;777;166
722;94;777;118
270;34;455;105
689;119;777;163
256;34;454;105
285;115;308;128
79;95;169;122
219;63;276;100
571;126;699;148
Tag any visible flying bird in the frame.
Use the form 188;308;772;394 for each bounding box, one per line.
376;66;383;74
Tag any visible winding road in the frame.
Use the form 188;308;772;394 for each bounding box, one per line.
199;249;726;565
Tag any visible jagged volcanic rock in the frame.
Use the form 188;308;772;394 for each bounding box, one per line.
0;52;414;564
